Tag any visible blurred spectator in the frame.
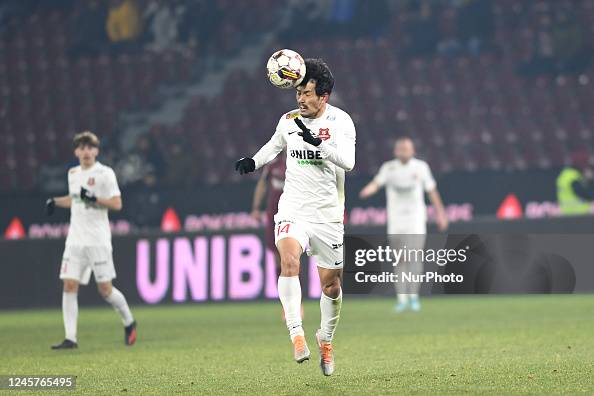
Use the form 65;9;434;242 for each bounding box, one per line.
552;9;591;74
177;0;199;46
143;0;180;53
401;1;439;57
106;0;142;44
281;0;332;42
127;189;164;229
165;142;195;187
327;0;356;36
456;0;494;55
116;135;164;188
171;0;192;46
518;13;556;76
520;5;590;77
556;150;594;215
352;0;390;38
38;162;69;194
188;0;223;55
69;0;108;57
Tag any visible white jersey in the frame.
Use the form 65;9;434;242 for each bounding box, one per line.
374;158;436;234
253;104;356;223
65;161;121;248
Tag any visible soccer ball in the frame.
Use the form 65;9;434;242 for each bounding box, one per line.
266;49;306;89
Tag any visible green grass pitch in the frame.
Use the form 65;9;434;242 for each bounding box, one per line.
1;295;593;395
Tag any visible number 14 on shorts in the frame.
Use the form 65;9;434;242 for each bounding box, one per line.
277;223;291;236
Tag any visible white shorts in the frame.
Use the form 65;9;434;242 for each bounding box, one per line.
60;245;116;285
274;215;344;269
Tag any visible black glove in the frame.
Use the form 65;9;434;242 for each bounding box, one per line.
45;198;55;216
294;118;322;147
80;186;97;203
235;157;256;175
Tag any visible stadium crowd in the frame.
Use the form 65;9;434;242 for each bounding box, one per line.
0;0;593;192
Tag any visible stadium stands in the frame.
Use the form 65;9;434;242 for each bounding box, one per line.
158;0;593;184
1;0;593;190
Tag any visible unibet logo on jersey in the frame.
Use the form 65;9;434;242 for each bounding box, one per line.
290;149;324;166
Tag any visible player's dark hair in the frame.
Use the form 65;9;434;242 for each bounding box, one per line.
395;136;413;144
73;131;100;149
299;58;334;97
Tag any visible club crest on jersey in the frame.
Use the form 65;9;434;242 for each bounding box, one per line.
318;128;331;141
87;177;95;186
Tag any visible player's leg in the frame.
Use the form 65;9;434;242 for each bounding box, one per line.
275;219;310;362
97;281;136;345
317;267;342;337
53;245;88;349
407;234;427;312
92;246;136;345
309;222;344;376
96;281;135;327
395;262;411;312
315;268;342;377
270;219;305;321
277;237;309;362
389;235;409;312
53;279;80;349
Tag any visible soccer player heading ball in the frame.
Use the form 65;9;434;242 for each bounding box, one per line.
235;58;356;376
46;131;137;349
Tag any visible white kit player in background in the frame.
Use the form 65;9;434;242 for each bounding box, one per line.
359;137;448;312
235;59;355;376
45;131;137;349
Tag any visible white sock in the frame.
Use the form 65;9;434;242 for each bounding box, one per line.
320;289;342;342
397;293;408;305
278;276;303;341
62;292;78;342
410;294;419;302
104;287;134;327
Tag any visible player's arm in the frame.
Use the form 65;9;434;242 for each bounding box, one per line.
54;195;72;208
422;162;448;231
427;187;448;232
251;168;269;219
236;126;286;174
80;186;123;211
359;163;388;199
45;195;71;216
294;117;356;171
96;195;123;211
359;181;381;199
428;189;448;231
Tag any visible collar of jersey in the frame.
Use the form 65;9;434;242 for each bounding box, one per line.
81;161;100;172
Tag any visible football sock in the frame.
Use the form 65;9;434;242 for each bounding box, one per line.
62;292;78;342
278;276;303;341
320;289;342;342
104;287;134;327
397;293;408;305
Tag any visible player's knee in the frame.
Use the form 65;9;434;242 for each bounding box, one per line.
280;252;300;276
63;280;79;293
97;282;112;299
322;278;341;298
